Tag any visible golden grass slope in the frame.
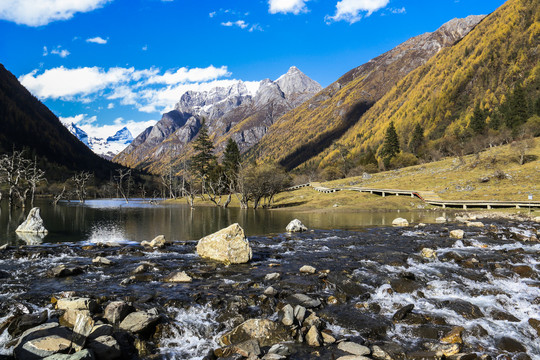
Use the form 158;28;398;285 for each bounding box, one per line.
319;0;539;167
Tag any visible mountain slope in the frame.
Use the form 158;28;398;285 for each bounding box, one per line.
318;0;539;168
0;63;119;179
114;67;322;174
251;15;486;170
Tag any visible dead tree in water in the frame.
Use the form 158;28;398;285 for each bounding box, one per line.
114;169;132;203
72;171;93;203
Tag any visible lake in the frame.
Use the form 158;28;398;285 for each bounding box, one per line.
0;198;447;245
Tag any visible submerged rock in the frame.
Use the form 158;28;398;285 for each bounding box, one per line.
286;219;308;232
16;207;48;234
141;235;167;248
337;341;371;356
299;265;316;274
196;223;252;264
421;248;437;259
164;271;192;283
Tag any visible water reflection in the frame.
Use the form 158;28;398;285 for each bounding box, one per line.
15;232;45;245
0;199;448;245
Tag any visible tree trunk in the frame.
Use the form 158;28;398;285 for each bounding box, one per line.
222;193;232;208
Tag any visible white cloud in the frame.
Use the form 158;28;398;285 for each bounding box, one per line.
327;0;389;23
209;11;216;18
20;66;134;100
42;46;48;56
146;66;230;85
0;0;112;26
20;65;235;115
86;36;107;44
221;20;248;29
390;7;406;14
268;0;308;14
51;48;70;58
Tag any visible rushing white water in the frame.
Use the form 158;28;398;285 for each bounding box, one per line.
364;236;540;356
159;305;222;359
84;223;138;246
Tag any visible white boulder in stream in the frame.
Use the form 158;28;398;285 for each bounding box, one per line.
392;217;409;227
196;223;252;264
16;207;48;234
286;219;307;232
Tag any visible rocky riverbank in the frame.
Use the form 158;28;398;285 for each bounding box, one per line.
0;216;539;359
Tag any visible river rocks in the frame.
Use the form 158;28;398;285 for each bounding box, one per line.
436;217;447;223
220;319;291;347
265;272;281;281
338;341;371;356
392;304;414;321
279;304;295;326
299;265;316;274
450;229;465;239
88;324;114;340
441;326;464;344
306;325;322;346
466;221;484;228
264;286;278;296
392;218;409;227
119;311;160;334
286;294;321;308
16;207;48;234
528;318;540;336
86;335;121;360
43;349;95;360
13;322;73;360
441;300;484;319
92;256;114;266
72;314;94;351
496;337;526;353
104;301;133;325
421;248;437;259
165;271;193;283
8;310;48;337
286;219;308;232
196;223;252;264
141;235;167;248
56;298;98;313
49;265;84;278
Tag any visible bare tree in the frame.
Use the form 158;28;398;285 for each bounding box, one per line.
114;169;132;203
28;157;46;207
0;150;32;208
234;164;252;209
53;186;66;206
72;171;93;203
511;136;536;165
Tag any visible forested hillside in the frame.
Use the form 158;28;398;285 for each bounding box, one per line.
0;64;119;180
315;0;539;173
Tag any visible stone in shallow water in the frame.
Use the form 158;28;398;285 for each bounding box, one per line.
14;322;73;360
92;256;114;266
392;304;414;321
421;248;437;259
196;223;252;264
220;319;291;347
286;219;308;232
279;304;294;326
286;294;321;308
87;335;121;360
104;301;133;325
141;235;167;248
165;271;192;283
337;341;371;356
496;337;526;353
16;207;48;234
72;313;94;351
56;298;97;312
306;325;322;347
450;229;465;239
440;326;465;344
392;218;409;227
265;272;281;281
119;311;160;333
299;265;316;274
43;349;95;359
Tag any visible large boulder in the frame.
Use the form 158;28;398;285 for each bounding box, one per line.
119;311;160;334
13;322;73;360
286;219;307;233
16;207;48;234
196;223;252;264
104;301;133;325
392;218;409;227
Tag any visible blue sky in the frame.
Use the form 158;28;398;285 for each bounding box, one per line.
0;0;506;139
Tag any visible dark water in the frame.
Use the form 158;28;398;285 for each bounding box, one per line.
0;199;447;245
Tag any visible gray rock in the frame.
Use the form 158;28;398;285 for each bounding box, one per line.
16;207;48;234
196;223;252;264
286;294;321;308
392;218;409;227
72;313;94;351
43;349;95;360
336;356;371;360
299;265;316;274
88;324;114;340
294;305;306;324
220;319;291;347
279;304;294;326
141;235;167;248
59;310;91;328
268;343;292;356
164;271;192;283
104;301;133;325
264;286;278;296
450;229;465;239
87;335;121;360
337;341;371;356
119;311;159;333
286;219;307;232
56;298;97;312
265;272;281;281
92;256;114;266
49;265;84;278
14;322;73;360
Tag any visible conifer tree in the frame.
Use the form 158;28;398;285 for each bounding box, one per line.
505;84;529;129
469;104;486;134
381;122;400;160
408;123;424;155
222;138;241;175
190;120;216;178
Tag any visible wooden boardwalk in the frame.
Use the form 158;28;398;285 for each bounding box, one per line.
286;183;540;209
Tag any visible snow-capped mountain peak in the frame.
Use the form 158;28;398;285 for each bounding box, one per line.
65;123;133;160
107;127;133;143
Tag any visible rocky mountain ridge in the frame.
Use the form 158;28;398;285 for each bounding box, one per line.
251;15;486;170
114;66;322;173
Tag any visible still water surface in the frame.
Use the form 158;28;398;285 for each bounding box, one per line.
0;198;447;245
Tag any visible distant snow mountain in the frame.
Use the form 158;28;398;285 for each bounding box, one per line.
65;123;133;160
114;66;322;173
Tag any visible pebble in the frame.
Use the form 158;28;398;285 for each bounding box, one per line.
265;273;281;281
299;265;316;274
337;341;371;356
